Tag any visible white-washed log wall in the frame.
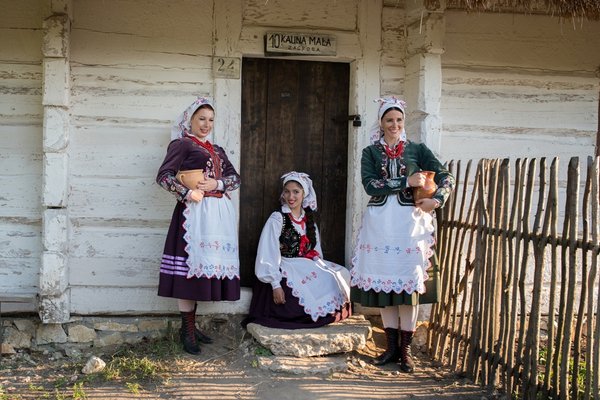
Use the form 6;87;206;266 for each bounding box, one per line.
381;2;406;97
0;0;47;311
441;11;600;163
68;0;215;314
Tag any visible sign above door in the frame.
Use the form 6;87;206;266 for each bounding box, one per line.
265;31;336;56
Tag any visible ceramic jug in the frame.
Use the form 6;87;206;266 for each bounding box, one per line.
413;171;437;202
176;169;205;190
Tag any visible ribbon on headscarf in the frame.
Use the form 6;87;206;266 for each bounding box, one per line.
280;171;318;211
369;96;408;144
170;97;214;140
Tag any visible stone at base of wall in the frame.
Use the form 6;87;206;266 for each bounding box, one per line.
1;314;246;353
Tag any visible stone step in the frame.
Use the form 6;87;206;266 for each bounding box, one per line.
246;315;372;357
256;354;348;375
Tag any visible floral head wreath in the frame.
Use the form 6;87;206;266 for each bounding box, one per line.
280;171;318;211
369;96;407;144
171;97;214;140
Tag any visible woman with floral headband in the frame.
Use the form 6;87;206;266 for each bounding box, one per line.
156;97;241;355
350;97;455;372
242;171;351;329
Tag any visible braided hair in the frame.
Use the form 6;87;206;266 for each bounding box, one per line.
304;207;317;249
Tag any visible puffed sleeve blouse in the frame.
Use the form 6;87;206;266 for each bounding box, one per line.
255;212;323;290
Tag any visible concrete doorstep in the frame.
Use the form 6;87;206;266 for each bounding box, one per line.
245;315;372;375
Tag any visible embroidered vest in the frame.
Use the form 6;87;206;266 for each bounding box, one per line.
279;212;315;258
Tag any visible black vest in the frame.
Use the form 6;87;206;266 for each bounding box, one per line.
279;212;315;258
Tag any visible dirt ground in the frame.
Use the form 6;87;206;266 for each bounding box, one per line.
1;323;504;400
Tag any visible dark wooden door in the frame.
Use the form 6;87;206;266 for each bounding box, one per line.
239;58;349;286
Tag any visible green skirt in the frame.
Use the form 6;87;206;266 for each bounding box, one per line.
351;254;440;307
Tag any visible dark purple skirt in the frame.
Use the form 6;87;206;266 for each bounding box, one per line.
158;201;240;301
241;278;351;329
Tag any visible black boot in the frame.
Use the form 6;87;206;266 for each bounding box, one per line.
371;327;400;365
179;304;213;344
180;311;201;355
399;330;415;373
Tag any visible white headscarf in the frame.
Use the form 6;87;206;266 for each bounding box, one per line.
369;96;407;144
170;97;215;140
280;171;318;211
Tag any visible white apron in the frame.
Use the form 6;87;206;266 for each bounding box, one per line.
280;257;351;322
350;200;435;294
182;196;240;280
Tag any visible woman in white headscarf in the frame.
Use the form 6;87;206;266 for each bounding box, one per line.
242;171;351;329
350;97;455;373
156;97;241;355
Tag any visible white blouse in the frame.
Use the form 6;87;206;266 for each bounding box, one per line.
254;211;323;289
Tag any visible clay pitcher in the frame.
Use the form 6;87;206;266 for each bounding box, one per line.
413;171;437;202
176;169;205;190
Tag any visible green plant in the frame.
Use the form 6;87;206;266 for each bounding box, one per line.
103;352;162;381
71;382;87;399
125;382;141;394
254;345;272;357
53;389;66;400
27;383;44;391
534;345;587;398
53;377;68;389
568;357;586;397
0;384;22;400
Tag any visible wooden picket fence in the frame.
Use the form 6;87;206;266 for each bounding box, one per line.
427;156;600;399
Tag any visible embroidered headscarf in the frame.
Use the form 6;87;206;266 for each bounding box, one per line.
280;171;318;211
170;97;215;140
369;96;407;144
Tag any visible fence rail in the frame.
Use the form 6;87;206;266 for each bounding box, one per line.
428;156;600;399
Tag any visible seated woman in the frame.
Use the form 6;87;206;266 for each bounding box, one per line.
242;171;352;329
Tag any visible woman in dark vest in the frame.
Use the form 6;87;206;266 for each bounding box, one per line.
156;97;241;355
350;97;455;372
242;171;351;329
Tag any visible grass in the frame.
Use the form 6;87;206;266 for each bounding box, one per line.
48;336;176;399
71;382;87;399
3;328;182;400
125;382;141;394
99;334;179;389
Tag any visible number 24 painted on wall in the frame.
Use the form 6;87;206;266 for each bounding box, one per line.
213;57;240;79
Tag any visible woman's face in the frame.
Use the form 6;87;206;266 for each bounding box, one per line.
190;106;214;140
282;181;304;213
380;109;404;144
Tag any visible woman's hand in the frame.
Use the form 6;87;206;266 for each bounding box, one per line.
187;189;204;203
408;172;426;188
272;287;285;305
415;198;439;212
197;178;219;192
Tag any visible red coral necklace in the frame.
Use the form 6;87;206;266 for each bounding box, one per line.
288;212;306;230
384;141;405;159
188;135;215;153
